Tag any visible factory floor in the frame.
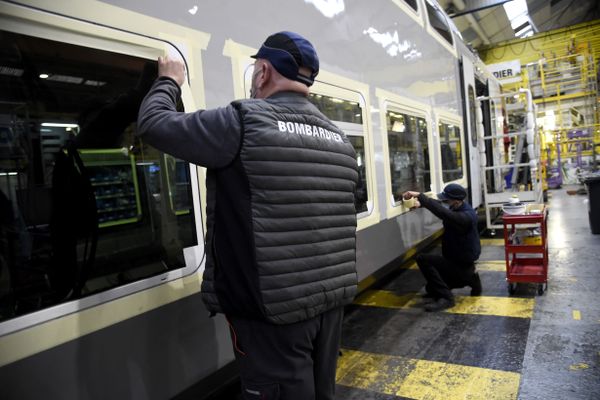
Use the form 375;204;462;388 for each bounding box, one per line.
336;186;600;400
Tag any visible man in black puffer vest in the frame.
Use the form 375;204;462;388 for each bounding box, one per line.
137;32;358;400
403;183;482;312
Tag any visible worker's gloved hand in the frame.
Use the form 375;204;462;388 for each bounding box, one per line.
401;191;421;209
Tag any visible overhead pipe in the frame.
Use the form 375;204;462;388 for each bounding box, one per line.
450;0;491;45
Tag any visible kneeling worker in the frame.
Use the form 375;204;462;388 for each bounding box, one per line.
402;183;482;312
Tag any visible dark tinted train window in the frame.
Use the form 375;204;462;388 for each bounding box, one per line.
308;93;368;213
439;122;464;182
426;2;453;45
402;0;419;11
0;31;197;322
386;111;431;202
468;85;478;147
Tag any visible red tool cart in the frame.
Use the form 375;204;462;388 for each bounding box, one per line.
502;205;548;295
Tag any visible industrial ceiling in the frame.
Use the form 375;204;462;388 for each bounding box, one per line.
438;0;600;48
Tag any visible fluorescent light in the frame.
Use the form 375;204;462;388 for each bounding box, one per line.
47;74;83;84
41;122;79;128
0;172;18;176
39;73;49;79
0;66;24;77
84;80;106;87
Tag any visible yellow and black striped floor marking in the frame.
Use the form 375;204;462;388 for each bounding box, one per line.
354;290;534;319
338;257;533;399
336;349;520;400
480;238;506;246
399;259;506;273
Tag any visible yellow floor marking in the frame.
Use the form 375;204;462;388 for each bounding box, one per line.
573;310;581;320
354;290;535;319
481;238;506;246
355;290;418;309
569;363;589;371
476;260;507;272
405;261;418;270
405;260;507;272
337;349;520;400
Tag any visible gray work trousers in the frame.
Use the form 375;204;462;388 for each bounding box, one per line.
227;306;344;400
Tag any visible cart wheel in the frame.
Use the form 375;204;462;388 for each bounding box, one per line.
507;283;516;295
537;284;545;295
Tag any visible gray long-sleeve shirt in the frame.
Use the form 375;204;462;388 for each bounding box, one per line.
137;77;241;168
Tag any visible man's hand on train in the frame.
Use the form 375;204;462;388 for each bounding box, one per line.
158;56;186;86
402;191;420;200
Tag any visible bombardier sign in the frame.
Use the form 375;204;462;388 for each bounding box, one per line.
487;60;522;84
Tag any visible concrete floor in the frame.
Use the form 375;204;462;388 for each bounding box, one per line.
518;187;600;400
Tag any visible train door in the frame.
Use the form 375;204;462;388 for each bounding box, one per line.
460;55;482;208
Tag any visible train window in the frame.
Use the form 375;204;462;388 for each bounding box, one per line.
386;110;431;203
468;85;478;148
308;93;368;214
425;1;453;45
0;30;198;322
438;121;464;182
402;0;418;11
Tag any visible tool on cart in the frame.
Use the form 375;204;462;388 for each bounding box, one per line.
502;204;548;295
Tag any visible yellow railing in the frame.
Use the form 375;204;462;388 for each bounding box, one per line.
541;123;600;164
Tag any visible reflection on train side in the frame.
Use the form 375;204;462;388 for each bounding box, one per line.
0;30;197;322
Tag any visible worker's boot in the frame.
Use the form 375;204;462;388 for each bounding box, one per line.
470;272;482;296
424;297;455;312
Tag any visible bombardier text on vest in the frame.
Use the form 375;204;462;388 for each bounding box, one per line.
277;120;343;142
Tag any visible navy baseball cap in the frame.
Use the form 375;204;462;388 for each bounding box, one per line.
251;31;319;86
437;183;467;201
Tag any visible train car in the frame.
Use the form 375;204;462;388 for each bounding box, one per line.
0;0;502;398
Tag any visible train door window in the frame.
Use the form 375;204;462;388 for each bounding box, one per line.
386;110;431;203
307;93;368;214
438;121;465;182
0;30;200;323
468;85;478;147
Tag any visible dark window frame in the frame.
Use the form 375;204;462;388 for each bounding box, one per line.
425;1;454;45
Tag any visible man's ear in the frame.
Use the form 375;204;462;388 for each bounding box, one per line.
258;62;271;87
